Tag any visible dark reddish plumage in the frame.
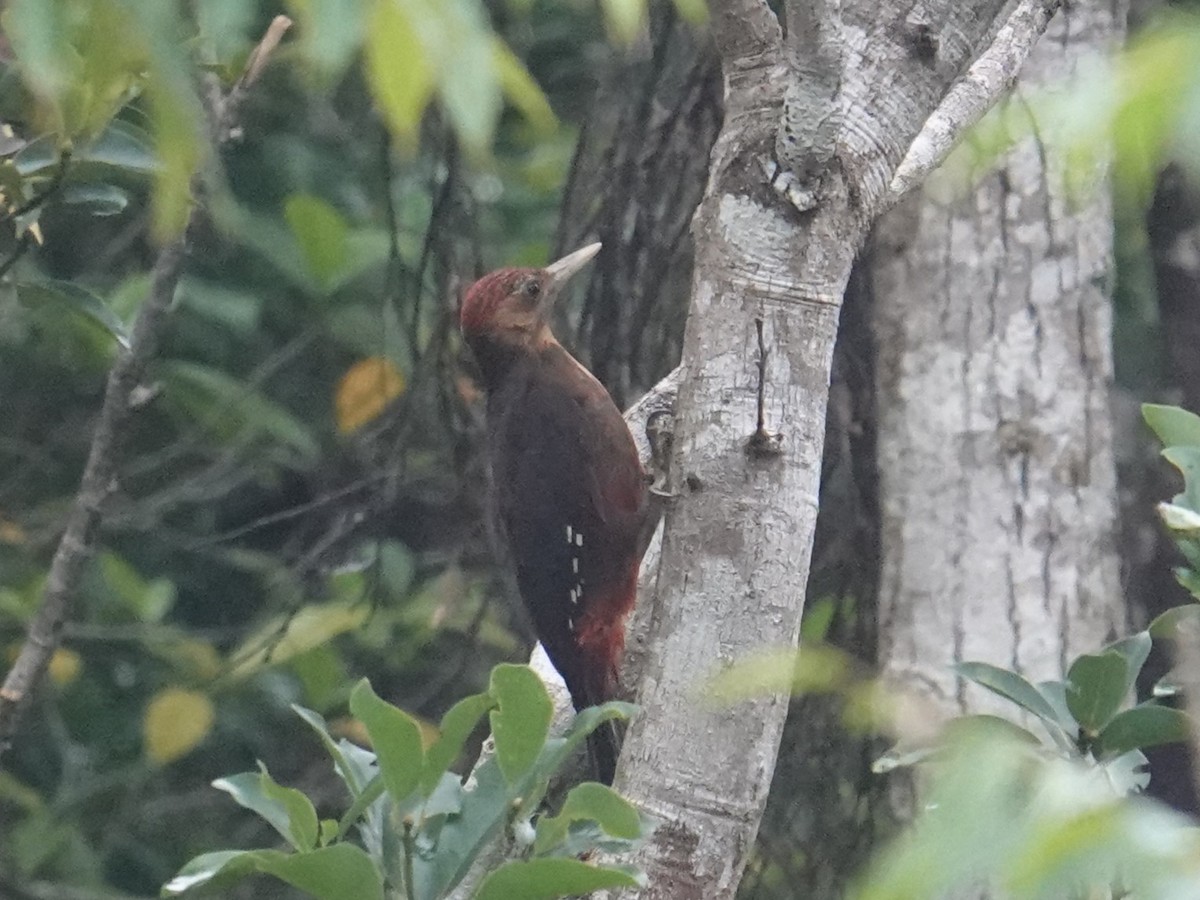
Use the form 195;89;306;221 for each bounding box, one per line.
461;245;647;783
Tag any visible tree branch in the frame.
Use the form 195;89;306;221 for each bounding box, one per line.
0;16;292;754
772;0;843;211
885;0;1062;201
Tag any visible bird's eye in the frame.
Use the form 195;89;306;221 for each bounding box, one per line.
521;279;541;300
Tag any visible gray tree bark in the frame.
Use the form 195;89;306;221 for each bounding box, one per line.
871;0;1126;814
605;1;1069;896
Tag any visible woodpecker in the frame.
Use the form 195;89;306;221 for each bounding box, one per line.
460;243;648;784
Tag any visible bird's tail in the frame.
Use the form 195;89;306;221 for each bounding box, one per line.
577;654;624;785
572;576;636;784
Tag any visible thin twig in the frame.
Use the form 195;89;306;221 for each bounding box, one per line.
0;17;292;754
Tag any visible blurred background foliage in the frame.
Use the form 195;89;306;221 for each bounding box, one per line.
1;0;1200;898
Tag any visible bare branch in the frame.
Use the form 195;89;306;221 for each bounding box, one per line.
886;0;1062;201
0;17;292;754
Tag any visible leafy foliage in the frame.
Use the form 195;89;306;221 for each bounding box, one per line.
854;723;1200;900
712;613;1198;898
942;629;1191;793
163;666;650;900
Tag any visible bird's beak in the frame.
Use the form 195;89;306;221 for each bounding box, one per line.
543;242;601;300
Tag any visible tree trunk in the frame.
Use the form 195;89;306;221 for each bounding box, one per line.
871;0;1126;817
608;1;1065;895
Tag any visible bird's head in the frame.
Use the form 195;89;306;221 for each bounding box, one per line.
460;242;601;350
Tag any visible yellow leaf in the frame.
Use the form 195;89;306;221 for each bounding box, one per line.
0;516;26;545
143;688;215;764
491;38;555;133
365;0;433;155
335;357;405;434
168;639;223;681
48;648;82;686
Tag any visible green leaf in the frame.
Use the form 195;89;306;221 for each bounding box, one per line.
872;715;1043;774
349;680;424;804
147;82;203;239
4;0;72;105
162;850;256;895
410;701;637;900
376;541;414;600
1035;680;1078;733
163;845;383;900
474;858;641;900
1143;403;1200;448
1103;632;1152;699
228;601;368;680
259;769;320;852
60;183;129;215
1163;446;1200;511
1095;705;1193;758
422;692;495;795
100;552;175;622
534;783;643;855
285;0;368;79
408;746;512;899
160;361;321;465
670;0;709;23
16;279;130;349
513;701;639;819
213;770;318;852
800;597;837;643
335;774;386;841
424;2;501;157
177;277;263;334
1177;564;1200;601
489;664;554;784
365;0;433;154
1148;603;1200;640
599;0;646;44
194;0;256;65
1066;651;1130;734
955;662;1066;733
422;770;465;818
82;120;159;174
318;818;339;847
707;644;850;703
946;714;1044;747
1003;805;1124;895
284;193;349;289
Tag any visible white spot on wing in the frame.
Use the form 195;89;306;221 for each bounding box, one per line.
572;556;579;574
566;525;573;542
575;533;583;547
